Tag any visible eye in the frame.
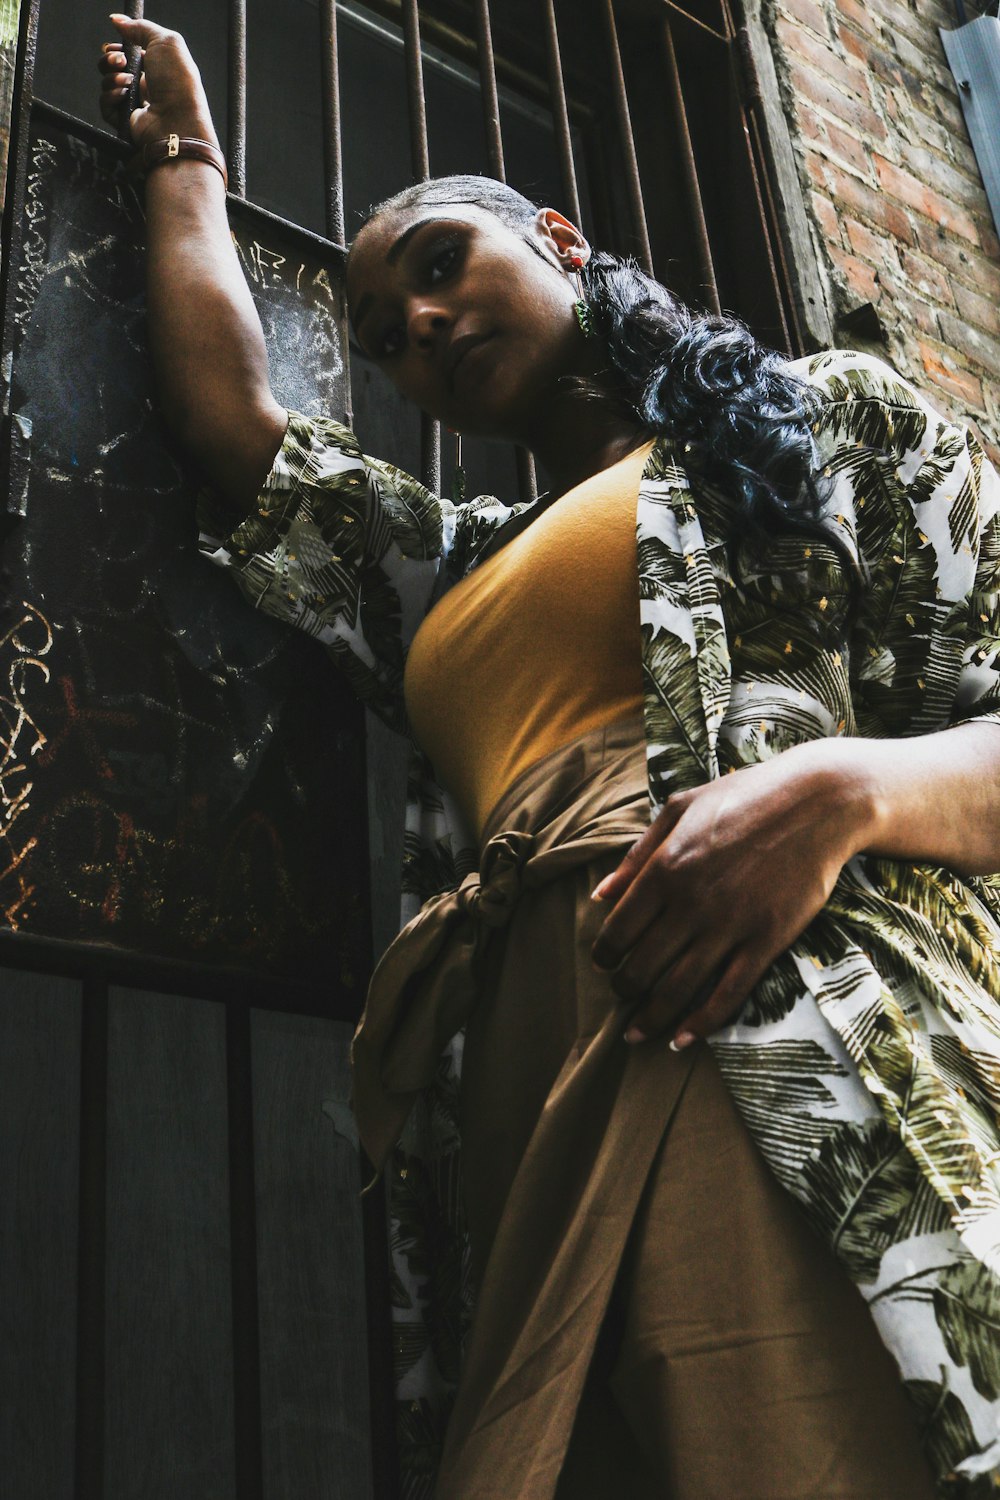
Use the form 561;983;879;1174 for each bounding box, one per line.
379;323;405;357
427;240;460;283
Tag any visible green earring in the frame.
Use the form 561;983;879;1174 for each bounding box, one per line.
570;254;595;339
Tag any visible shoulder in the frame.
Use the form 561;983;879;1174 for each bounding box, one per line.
788;349;963;481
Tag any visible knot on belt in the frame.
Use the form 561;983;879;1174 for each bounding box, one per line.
456;830;537;929
352;813;644;1175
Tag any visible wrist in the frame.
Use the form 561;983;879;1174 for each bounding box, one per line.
788;736;887;861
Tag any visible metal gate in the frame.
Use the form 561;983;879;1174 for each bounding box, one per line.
0;2;800;1497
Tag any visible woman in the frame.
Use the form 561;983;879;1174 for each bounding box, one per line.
99;18;1000;1498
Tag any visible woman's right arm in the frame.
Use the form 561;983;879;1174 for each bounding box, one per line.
100;15;287;510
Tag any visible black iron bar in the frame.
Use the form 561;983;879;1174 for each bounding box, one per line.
228;0;247;198
719;0;798;351
473;0;505;181
401;0;430;181
541;0;582;225
74;975;108;1500
400;0;441;493
226;1004;264;1500
320;0;346;246
663;0;730;46
661;19;720;313
516;448;538;504
600;0;653;274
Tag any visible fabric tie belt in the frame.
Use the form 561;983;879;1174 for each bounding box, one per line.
352;792;648;1175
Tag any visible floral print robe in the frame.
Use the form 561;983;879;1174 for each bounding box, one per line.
198;350;1000;1497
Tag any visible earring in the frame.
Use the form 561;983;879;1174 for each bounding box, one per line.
448;427;466;504
569;252;594;339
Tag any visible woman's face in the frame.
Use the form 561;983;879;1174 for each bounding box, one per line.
346;204;586;441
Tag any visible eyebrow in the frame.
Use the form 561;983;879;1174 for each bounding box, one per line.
351;216;439;340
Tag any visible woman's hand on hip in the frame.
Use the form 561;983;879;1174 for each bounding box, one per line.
590;741;876;1048
99;15;218;149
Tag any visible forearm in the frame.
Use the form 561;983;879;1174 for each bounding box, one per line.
102;20;286;507
794;721;1000;876
143;157;285;500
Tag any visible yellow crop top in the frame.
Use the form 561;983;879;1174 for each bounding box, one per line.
403;442;652;839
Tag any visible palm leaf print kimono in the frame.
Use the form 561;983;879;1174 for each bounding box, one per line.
199;350;1000;1497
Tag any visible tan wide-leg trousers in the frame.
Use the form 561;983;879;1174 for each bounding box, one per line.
449;723;936;1500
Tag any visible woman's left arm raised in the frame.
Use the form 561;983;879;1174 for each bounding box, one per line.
590;720;1000;1049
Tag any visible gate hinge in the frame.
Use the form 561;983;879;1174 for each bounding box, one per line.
734;26;764;111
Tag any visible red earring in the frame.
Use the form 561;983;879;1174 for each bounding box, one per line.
569;254;585;269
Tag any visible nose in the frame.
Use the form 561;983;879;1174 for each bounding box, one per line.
407;298;449;351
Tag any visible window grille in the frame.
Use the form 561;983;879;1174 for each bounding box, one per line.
0;3;803;1496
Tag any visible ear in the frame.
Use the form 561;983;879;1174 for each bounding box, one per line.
534;207;590;268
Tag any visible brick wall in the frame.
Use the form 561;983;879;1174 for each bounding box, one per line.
764;0;1000;457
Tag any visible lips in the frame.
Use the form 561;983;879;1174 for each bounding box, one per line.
446;331;493;392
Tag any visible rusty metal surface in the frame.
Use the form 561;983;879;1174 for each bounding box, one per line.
473;0;505;181
541;0;582;224
320;0;346;246
600;0;653;273
228;0;247;197
401;0;431;181
661;18;720;313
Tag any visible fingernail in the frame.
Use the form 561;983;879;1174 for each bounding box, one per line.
625;1025;646;1044
669;1031;696;1052
590;880;611;902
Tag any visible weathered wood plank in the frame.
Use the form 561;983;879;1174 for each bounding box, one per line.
105;989;235;1500
0;967;81;1500
251;1009;373;1500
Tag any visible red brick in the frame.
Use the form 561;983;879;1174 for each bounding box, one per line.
918;340;985;408
845;216;898;268
825;120;872;178
966;419;1000;467
777;15;869;100
916;228;1000;301
898;247;954;307
899;140;991;217
788;60;887;142
874;267;939;337
834;0;883;40
821;159;917;244
838;26;868;64
811;190;843;245
952;279;1000;339
829;244;881;303
975;215;1000;262
938;310;1000;376
893;29;955;93
776;0;831;39
873;155;979;243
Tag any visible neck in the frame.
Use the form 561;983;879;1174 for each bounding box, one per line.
521;360;650;498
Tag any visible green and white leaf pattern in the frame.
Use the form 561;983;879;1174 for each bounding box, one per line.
199;350;1000;1493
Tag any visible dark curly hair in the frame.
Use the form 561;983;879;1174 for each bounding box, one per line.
356;175;856;600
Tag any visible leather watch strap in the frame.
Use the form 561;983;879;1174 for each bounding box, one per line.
141;135;228;190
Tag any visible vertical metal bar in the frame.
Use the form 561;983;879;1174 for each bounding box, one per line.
515;448;538;504
401;0;430;182
227;1004;264;1500
541;0;582;225
74;974;108;1500
0;0;40;539
661;20;720;314
723;0;797;351
228;0;247;199
320;0;345;247
400;0;441;494
473;0;505;181
600;0;653;274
